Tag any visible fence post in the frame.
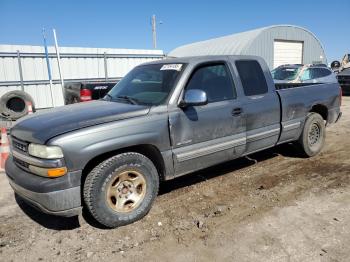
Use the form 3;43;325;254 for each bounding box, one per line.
53;29;65;97
16;50;24;91
104;52;108;81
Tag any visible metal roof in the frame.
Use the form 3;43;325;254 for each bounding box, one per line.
169;27;262;57
143;55;262;65
168;25;326;59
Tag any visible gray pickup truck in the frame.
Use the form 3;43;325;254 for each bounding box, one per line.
5;55;342;228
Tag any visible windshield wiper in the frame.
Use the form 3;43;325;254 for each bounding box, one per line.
104;94;113;101
116;95;139;105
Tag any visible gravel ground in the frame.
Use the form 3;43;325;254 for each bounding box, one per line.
0;97;349;262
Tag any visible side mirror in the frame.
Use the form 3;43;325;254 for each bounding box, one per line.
179;89;208;108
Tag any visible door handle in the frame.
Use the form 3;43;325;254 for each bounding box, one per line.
232;107;242;116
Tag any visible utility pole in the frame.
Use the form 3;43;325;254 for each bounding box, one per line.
151;14;157;49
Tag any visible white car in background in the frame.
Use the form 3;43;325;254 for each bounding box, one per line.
272;64;338;84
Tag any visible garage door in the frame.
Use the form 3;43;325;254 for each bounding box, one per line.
273;40;303;69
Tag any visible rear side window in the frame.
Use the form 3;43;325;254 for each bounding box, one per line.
235;60;268;96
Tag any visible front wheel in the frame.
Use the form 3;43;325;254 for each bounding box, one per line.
298;112;326;157
83;152;159;228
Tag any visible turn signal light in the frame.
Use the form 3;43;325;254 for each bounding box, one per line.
29;165;67;178
47;167;67;177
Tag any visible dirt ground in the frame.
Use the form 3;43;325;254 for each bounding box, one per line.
0;98;349;262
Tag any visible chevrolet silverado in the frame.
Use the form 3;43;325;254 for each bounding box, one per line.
6;55;342;228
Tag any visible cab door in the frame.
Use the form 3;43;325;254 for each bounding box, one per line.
169;62;246;177
234;59;281;154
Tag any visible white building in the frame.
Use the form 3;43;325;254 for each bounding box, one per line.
0;45;164;109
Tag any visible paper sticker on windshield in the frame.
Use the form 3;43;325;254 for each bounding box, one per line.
160;64;183;71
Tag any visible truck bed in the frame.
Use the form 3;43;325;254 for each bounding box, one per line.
276;82;341;144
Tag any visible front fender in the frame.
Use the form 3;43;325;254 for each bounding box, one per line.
48;113;171;171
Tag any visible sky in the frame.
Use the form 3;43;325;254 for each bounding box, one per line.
0;0;349;62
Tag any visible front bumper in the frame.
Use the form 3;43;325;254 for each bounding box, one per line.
5;156;82;217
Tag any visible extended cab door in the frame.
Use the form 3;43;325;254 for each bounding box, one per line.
233;59;281;153
169;62;246;177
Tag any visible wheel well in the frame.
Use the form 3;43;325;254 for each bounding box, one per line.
81;144;166;187
310;104;328;121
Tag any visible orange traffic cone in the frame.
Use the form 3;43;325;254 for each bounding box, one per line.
0;127;9;171
27;101;33;115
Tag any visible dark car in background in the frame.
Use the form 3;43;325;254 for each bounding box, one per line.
335;54;350;95
338;68;350;95
64;81;119;104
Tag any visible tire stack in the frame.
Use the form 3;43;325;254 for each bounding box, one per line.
0;91;36;121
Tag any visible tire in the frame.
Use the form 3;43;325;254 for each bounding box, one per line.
67;96;79;105
0;90;36;120
298;113;326;157
83;152;159;228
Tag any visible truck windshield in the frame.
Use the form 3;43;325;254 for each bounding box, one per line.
271;66;302;81
106;63;184;105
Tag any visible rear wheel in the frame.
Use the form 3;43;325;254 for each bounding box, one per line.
83;152;159;228
298;113;326;157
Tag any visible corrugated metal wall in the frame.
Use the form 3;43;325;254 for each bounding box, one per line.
0;45;164;108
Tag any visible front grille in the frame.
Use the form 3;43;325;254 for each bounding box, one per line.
12;138;28;153
13;156;29;168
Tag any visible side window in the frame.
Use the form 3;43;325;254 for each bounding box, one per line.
318;68;332;78
235;60;268;96
310;68;319;79
300;69;311;81
186;64;236;103
307;68;331;79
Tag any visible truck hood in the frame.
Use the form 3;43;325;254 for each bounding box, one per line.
11;100;150;144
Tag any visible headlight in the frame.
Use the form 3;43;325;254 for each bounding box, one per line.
28;144;64;159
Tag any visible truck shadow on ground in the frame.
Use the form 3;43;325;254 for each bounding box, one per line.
14;194;81;230
159;143;301;194
14;143;301;230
